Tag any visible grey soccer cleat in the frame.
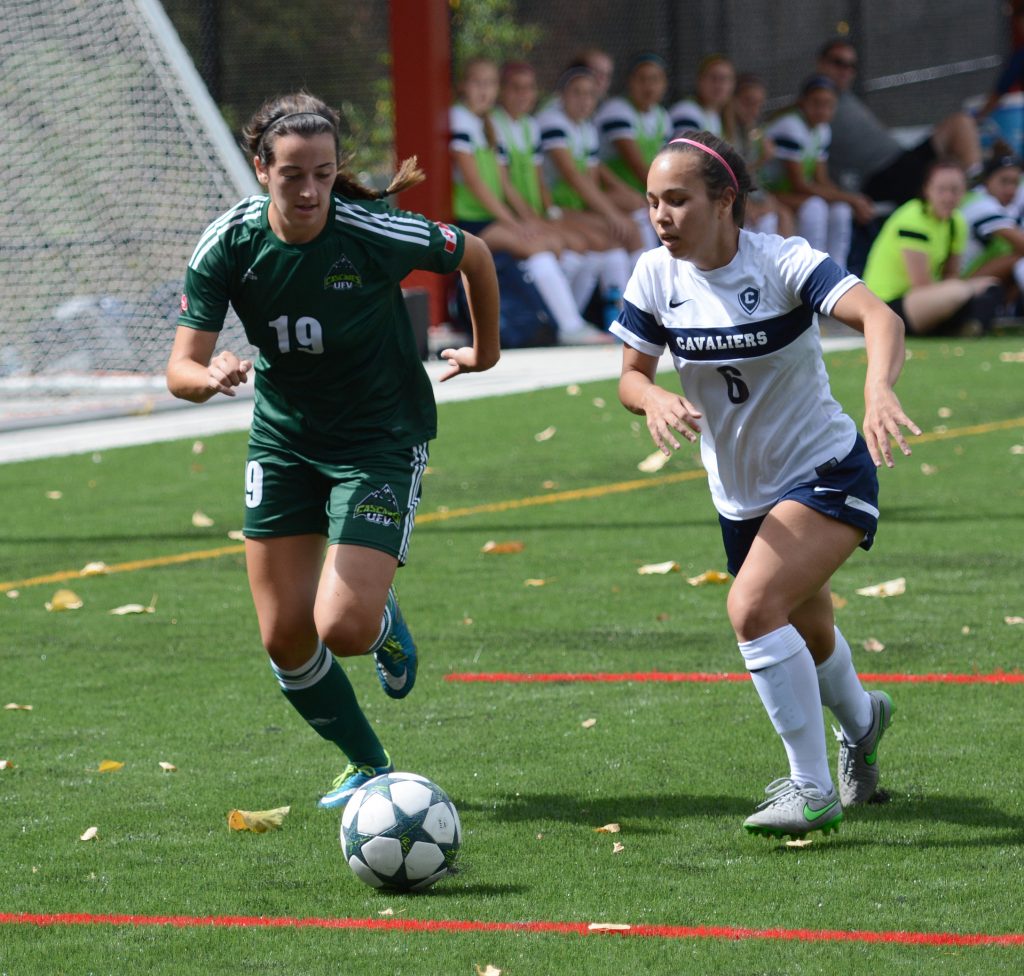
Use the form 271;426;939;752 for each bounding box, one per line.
836;689;894;806
743;777;843;840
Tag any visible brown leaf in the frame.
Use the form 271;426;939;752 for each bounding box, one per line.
45;490;63;500
919;463;938;476
227;530;245;541
1006;616;1024;626
785;838;814;848
542;480;558;489
4;703;33;711
80;826;99;842
611;841;625;853
228;806;291;833
191;440;205;454
97;760;124;773
588;922;631;932
158;762;177;773
637;449;670;473
0;760;15;770
581;718;597;729
79;561;109;577
592;397;606;408
5;590;19;599
523;578;547;587
594;823;621;834
830;593;848;609
191;511;214;528
45;588;83;611
687;570;730;586
481;540;524;554
862;638;885;653
638;560;680;575
855;577;906;598
999;351;1024;362
534;426;557;442
476;966;503;976
109;596;157;616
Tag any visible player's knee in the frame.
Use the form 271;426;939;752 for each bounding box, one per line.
318;614;379;658
727;585;786;644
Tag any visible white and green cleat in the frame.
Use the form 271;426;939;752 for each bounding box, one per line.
743;778;843;839
836;689;894;806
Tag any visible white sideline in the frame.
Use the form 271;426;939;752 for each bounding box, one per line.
0;338;863;464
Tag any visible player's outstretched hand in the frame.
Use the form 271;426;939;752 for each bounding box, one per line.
642;385;702;456
863;386;920;468
207;350;252;397
437;346;497;383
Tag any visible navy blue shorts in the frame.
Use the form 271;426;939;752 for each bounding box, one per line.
718;435;880;576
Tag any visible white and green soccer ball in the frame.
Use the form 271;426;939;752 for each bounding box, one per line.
340;772;461;892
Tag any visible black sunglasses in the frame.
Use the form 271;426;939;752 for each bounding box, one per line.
827;55;858;69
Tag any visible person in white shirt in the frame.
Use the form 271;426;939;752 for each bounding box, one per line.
613;131;919;840
669;54;735;139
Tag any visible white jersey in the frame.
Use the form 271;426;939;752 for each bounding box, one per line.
536;103;600;178
611;231;860;520
491;107;541;162
449;103;508;162
668;98;722;138
594;95;671;160
961;188;1018;267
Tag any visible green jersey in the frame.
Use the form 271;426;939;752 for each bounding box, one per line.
179;194;465;459
862;198;966;302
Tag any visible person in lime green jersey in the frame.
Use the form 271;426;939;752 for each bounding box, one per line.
167;91;500;812
863;160;1001;335
960;150;1024;304
451;57;605;342
668;54;734;139
761;75;874;268
594;52;671;194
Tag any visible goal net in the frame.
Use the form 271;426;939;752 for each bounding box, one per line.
0;0;257;428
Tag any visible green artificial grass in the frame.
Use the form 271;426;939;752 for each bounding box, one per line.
1;337;1022;974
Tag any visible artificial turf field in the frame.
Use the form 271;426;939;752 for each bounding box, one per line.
1;336;1022;975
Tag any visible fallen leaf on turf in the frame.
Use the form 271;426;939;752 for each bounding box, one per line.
566;384;580;396
1006;616;1024;626
97;760;124;773
999;351;1024;362
80;827;99;842
227;530;245;541
476;966;503;976
192;440;205;454
785;838;814;848
1011;445;1024;455
191;511;214;528
525;579;548;588
937;406;952;419
637;449;670;472
0;760;14;770
6;590;19;599
863;638;885;653
45;589;83;611
158;762;177;773
542;480;558;489
378;907;394;916
612;841;625;853
855;577;906;598
46;490;63;500
638;560;679;575
4;703;32;711
79;561;109;576
588;922;631;932
961;626;971;635
481;540;524;554
461;616;474;626
109;596;157;616
228;806;291;833
594;823;620;834
831;593;848;609
687;570;730;586
920;463;938;476
592;396;606;408
534;426;557;442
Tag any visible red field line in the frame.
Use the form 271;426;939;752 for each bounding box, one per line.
1;912;1022;947
444;670;1024;685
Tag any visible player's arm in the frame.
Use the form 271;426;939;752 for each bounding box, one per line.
830;282;920;468
992;223;1024;254
437;233;501;382
618;344;702;456
166;326;252;402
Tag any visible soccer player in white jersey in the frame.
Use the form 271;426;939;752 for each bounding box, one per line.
613;131;920;839
167;92;500;811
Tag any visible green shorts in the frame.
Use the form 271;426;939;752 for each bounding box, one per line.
242;442;429;565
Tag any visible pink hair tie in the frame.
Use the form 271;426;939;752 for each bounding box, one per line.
669;137;739;191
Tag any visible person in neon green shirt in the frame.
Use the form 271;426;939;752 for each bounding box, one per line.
863;161;1000;334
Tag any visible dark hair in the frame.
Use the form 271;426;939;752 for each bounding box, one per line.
458;57;501;150
979;140;1022;182
500;60;535;85
655;130;751;224
799;74;838;98
626;51;668;76
918;158;965;201
243;92;424;200
734;72;767;95
556;63;597;92
818;37;855;60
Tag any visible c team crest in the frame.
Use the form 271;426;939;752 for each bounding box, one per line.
354;484;401;529
738;286;760;315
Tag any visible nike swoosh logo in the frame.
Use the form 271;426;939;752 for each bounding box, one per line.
378;666;408;691
668;299;690;308
864;741;880;765
803;799;840;821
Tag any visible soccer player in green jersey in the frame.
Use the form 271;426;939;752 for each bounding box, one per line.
167;92;500;810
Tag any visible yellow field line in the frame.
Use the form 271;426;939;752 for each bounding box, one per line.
4;415;1021;592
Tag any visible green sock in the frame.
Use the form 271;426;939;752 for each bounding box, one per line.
271;643;387;767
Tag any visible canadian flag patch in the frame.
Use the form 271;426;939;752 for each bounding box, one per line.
180;293;189;313
437;222;458;254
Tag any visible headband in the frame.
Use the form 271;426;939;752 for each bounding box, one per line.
668;137;739;191
257;111;335;157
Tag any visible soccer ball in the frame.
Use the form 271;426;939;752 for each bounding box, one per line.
340;772;461;892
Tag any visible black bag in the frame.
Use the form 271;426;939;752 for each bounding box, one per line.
450;252;557;349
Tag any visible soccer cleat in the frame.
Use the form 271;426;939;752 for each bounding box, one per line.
317;751;393;811
836;689;894;806
743;778;843;839
372;586;417;699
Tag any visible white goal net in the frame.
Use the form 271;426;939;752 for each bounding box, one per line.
0;0;257;428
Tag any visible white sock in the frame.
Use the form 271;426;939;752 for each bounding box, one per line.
524;251;589;336
816;626;872;743
631;207;659;250
597;248;631;295
796;196;828;252
740;624;833;793
826;201;853;269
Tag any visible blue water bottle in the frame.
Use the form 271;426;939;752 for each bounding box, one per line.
603;286;622;329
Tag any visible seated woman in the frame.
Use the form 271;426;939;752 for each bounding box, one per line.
450;56;600;344
960;149;1024;310
669;54;735;138
761;75;874;268
863;159;1001;335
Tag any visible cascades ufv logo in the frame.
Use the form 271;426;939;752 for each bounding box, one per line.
354;485;401;528
324;253;362;291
